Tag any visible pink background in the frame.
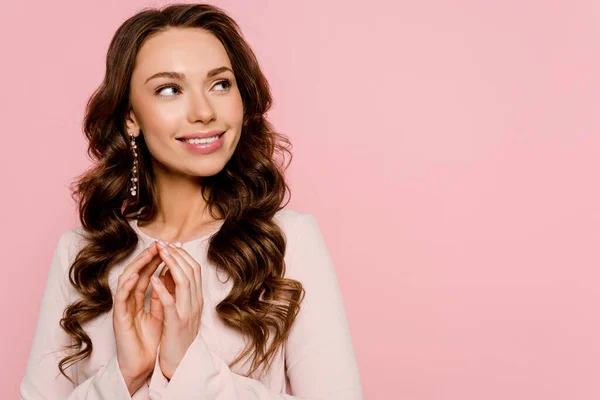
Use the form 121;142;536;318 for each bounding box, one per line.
2;1;599;399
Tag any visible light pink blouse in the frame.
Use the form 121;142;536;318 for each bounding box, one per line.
19;209;363;399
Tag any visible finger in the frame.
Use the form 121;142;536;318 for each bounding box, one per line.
149;278;164;322
157;244;191;316
167;245;198;311
117;242;158;290
169;245;203;308
114;272;139;319
132;252;165;312
150;275;178;325
161;268;176;296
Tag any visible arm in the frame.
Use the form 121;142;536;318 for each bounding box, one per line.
147;213;363;399
19;230;141;400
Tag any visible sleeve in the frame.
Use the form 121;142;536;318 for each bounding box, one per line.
19;230;139;400
146;213;364;399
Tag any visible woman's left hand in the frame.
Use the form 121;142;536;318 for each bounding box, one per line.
150;241;204;380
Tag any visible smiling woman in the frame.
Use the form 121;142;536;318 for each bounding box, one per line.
19;3;363;400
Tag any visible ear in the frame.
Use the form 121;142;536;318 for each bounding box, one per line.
125;107;141;138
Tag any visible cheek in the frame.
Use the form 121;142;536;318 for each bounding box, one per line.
227;96;244;131
139;107;183;154
139;113;180;158
234;93;244;119
143;105;181;133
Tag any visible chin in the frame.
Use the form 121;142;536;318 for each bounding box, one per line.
188;161;229;177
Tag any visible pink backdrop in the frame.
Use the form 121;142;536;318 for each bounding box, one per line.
2;1;599;399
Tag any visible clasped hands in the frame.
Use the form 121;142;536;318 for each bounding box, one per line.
113;239;204;393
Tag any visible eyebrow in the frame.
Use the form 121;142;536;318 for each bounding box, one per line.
144;66;233;84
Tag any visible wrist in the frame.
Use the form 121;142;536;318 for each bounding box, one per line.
121;369;152;396
161;367;172;381
123;373;150;396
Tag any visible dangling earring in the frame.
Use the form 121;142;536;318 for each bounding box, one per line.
129;132;138;196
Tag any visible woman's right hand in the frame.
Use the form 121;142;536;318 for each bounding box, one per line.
113;241;164;395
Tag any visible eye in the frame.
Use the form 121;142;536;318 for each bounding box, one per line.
155;84;182;97
213;79;232;91
154;79;231;98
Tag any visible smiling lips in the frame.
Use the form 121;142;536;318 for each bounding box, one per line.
176;130;225;140
177;131;225;154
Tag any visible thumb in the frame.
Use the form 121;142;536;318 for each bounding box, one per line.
150;275;178;324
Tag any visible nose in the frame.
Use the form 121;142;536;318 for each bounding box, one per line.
187;89;216;124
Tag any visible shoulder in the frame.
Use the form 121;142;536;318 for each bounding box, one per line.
273;207;327;266
54;225;88;266
43;226;89;301
273;207;320;239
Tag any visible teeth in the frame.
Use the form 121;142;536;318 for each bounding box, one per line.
182;135;220;144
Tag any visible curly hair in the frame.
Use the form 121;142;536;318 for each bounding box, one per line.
58;3;305;382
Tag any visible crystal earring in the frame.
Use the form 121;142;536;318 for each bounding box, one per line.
129;132;138;196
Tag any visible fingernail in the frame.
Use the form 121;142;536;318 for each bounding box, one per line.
161;246;171;256
158;239;167;248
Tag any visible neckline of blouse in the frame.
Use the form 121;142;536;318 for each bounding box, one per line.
129;218;224;246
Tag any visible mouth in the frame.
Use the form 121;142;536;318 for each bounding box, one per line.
176;131;225;144
176;131;226;154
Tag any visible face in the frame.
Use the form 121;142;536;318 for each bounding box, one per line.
126;27;244;178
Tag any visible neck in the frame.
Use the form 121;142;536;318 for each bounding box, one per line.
146;166;220;240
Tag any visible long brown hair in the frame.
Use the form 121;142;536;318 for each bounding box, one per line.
59;3;304;381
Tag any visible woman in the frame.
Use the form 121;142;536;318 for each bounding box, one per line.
19;3;362;399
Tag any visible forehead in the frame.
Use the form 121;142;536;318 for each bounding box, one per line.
133;27;231;80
